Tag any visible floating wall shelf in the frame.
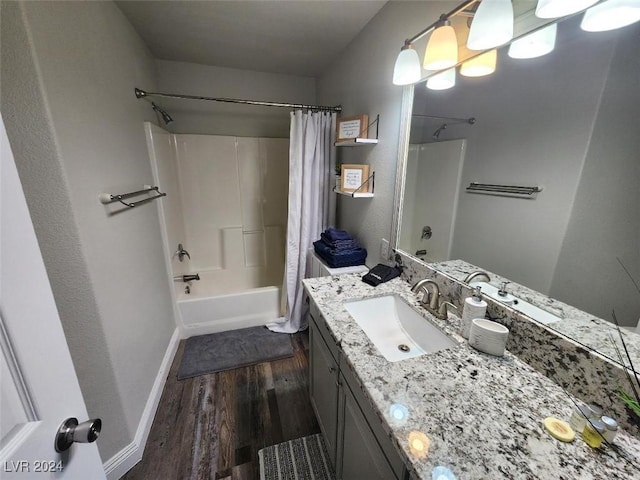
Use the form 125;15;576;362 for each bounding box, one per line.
334;114;379;147
333;172;375;198
335;138;379;147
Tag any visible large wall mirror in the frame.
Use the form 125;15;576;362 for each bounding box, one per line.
392;8;640;368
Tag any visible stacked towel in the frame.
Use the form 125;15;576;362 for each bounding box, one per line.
313;227;367;268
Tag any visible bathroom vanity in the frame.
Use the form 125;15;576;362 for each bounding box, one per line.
304;274;640;479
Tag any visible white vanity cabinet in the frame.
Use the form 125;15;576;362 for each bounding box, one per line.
309;300;408;480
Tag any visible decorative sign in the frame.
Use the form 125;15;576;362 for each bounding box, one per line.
337;114;369;141
341;164;370;193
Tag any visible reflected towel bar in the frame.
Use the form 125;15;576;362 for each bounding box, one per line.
99;185;166;208
466;182;543;197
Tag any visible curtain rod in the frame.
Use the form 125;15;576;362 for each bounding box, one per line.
135;88;342;113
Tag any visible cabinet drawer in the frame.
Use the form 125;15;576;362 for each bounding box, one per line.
309;299;341;364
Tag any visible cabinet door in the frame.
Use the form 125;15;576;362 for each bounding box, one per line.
309;322;339;466
339;382;398;480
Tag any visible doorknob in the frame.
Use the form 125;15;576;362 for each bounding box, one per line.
55;417;102;452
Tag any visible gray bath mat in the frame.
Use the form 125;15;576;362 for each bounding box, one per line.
177;326;294;379
259;434;335;480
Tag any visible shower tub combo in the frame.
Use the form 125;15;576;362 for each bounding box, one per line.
146;123;288;336
175;270;281;336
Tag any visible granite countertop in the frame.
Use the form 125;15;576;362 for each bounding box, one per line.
303;274;640;480
430;259;640;369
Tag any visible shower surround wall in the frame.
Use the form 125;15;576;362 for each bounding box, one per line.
147;124;288;334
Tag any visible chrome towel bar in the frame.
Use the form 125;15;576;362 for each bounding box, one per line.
466;182;543;197
99;185;166;208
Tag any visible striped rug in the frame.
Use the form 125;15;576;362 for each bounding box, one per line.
258;434;335;480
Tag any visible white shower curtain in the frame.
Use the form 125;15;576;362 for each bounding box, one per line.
267;110;336;333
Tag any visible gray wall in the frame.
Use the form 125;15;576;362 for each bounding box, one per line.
155;60;316;137
551;27;640;324
317;1;453;265
1;1;176;461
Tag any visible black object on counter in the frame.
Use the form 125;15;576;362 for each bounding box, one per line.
362;264;401;287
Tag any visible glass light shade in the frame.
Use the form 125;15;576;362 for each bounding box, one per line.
581;0;640;32
423;25;458;70
535;0;599;18
393;47;421;85
426;68;456;90
460;49;497;77
467;0;514;50
508;24;557;59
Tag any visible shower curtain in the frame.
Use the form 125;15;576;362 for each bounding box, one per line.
267;110;336;333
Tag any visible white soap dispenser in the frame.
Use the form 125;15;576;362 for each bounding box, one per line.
461;286;487;339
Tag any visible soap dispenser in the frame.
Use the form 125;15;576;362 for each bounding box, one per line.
461;286;487;339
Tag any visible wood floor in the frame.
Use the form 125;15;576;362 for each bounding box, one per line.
123;331;319;480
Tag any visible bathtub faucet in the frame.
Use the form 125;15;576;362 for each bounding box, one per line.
174;274;200;282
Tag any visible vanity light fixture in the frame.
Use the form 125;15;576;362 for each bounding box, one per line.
393;41;422;85
460;49;497;77
580;0;640;32
391;0;480;85
423;20;459;70
508;23;558;59
467;0;514;50
535;0;599;19
426;68;456;90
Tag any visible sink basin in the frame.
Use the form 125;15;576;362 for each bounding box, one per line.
344;295;456;362
470;281;560;325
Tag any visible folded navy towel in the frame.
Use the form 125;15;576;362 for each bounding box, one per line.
313;240;367;268
323;227;352;242
315;248;367;268
320;233;359;251
314;239;360;256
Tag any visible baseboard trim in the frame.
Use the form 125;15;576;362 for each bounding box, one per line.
103;327;180;479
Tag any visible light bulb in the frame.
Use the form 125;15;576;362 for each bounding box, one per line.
423;24;458;70
426;69;456;90
460;49;497;77
467;0;514;50
581;0;640;32
508;24;557;59
535;0;599;18
393;45;421;85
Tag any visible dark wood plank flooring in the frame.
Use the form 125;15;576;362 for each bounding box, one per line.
122;331;319;480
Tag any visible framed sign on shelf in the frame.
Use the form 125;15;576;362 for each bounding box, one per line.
341;164;370;193
336;114;368;141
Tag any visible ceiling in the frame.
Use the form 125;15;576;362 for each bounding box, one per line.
116;0;389;77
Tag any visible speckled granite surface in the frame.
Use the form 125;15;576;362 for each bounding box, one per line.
430;259;640;369
397;253;640;438
303;274;640;480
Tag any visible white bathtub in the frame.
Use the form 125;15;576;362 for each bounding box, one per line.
176;269;282;336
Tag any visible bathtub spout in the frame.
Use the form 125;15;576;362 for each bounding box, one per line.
174;274;200;282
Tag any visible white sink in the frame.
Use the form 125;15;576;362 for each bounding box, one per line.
470;281;560;325
344;295;456;362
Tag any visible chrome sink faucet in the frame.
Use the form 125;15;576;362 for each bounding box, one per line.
463;270;491;284
411;279;457;320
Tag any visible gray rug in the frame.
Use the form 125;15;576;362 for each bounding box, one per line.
259;434;335;480
177;326;294;379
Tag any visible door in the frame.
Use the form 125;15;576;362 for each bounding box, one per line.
339;380;397;480
0;116;105;478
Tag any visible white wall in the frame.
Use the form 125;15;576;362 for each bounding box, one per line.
155;60;317;137
551;27;640;324
318;2;453;266
1;1;176;462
